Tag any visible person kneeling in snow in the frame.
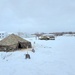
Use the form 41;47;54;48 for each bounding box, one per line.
25;53;31;59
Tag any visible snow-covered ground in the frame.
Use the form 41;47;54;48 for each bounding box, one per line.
0;36;75;75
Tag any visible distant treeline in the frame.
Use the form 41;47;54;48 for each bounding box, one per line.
49;32;75;36
32;32;75;37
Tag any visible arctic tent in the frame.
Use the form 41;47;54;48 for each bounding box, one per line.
0;34;32;52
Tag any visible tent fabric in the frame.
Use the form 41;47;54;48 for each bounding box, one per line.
0;34;32;51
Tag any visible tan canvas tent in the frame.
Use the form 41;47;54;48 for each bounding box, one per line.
0;34;32;52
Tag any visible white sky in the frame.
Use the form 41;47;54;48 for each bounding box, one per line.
0;0;75;33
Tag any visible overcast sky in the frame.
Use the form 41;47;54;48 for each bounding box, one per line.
0;0;75;33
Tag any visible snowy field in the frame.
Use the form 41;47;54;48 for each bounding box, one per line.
0;36;75;75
